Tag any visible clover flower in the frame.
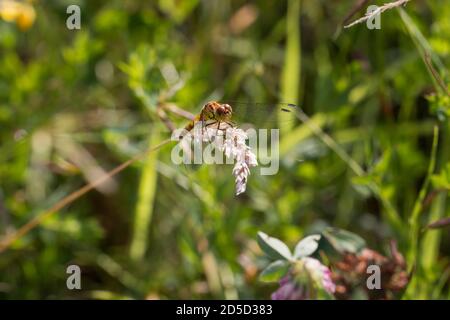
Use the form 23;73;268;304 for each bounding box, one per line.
303;257;336;294
271;257;335;300
271;275;306;300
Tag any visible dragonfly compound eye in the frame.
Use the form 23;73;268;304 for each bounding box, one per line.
222;104;232;114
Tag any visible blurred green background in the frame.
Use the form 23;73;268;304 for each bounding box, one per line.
0;0;449;299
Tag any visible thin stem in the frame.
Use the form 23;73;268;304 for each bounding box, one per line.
0;139;173;254
162;102;195;121
423;53;450;97
294;109;365;177
344;0;412;28
408;125;439;267
342;0;371;26
294;109;404;233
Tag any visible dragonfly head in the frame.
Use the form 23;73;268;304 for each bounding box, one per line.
216;103;232;121
202;101;233;122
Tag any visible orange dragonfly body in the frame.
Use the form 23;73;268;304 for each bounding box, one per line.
183;100;298;134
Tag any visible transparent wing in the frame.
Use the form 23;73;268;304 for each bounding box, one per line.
223;101;299;129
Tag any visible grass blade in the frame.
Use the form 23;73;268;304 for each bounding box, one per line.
130;130;161;261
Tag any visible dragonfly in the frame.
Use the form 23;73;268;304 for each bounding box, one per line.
181;100;300;136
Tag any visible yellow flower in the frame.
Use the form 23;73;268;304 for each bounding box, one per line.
0;0;36;30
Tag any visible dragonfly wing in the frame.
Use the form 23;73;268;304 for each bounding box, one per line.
223;102;299;129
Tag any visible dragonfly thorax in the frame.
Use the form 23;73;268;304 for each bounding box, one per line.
202;101;233;122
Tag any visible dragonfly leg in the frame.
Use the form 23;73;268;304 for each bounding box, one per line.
225;121;236;128
204;121;218;129
216;121;221;137
199;113;206;139
204;121;218;140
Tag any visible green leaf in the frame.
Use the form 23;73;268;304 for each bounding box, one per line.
294;234;321;259
130;130;161;261
259;260;290;283
321;228;366;254
257;231;292;261
279;0;301;133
